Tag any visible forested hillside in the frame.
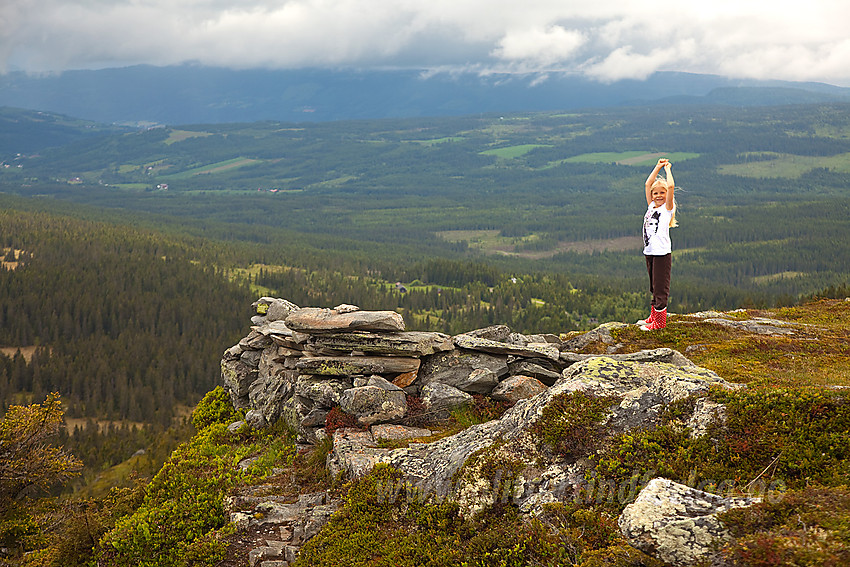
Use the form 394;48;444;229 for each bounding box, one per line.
4;102;849;308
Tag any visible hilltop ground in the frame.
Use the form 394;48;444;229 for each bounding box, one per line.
211;297;850;567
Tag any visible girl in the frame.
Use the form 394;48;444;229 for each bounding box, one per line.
638;157;676;330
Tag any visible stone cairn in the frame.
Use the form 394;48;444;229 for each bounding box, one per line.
220;297;570;567
221;297;569;446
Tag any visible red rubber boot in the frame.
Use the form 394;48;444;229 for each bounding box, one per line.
640;307;667;331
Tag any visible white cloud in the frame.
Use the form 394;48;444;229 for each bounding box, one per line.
2;0;850;86
492;26;586;68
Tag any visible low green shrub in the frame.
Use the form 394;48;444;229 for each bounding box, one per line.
191;386;244;430
719;486;850;566
97;412;295;566
592;387;850;515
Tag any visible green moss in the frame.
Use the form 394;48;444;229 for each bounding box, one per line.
530;391;621;459
451;436;527;504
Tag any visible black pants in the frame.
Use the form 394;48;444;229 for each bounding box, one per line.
645;254;671;311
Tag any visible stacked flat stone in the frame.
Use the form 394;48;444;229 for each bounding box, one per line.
221;298;567;444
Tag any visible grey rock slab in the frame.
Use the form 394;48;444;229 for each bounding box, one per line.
294;376;352;407
326;428;392;479
285;307;405;333
303;330;453;356
453;334;561;361
704;317;798;335
221;358;259;409
463;325;512;342
249;369;297;424
240;329;274;350
420;382;473;419
371;424;433;441
561;322;629;350
507;359;563;386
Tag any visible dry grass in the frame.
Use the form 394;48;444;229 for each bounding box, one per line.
595;298;850;389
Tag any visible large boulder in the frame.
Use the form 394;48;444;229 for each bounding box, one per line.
619;478;761;566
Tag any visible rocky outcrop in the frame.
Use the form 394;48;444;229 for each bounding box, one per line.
221;298;762;567
619;478;762;566
683;309;807;336
370;354;740;516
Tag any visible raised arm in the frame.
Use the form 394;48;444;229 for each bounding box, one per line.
664;162;675;210
645;158;668;205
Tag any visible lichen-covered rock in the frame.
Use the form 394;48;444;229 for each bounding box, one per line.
221;358;258;409
252;296;300;322
326;428;391;479
688;397;728;438
379;353;742;514
371;424;433;442
294;375;353;407
558;356;739;432
248;368;296;425
619;477;761;566
295;355;420;377
561;321;629;350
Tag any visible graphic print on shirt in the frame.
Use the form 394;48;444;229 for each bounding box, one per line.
643;210;661;247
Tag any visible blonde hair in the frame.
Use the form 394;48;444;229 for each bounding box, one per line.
651;178;678;228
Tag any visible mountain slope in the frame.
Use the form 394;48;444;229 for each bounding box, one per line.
1;66;848;125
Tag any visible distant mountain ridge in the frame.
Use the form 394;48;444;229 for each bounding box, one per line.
1;65;849;126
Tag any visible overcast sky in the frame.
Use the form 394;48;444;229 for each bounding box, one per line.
2;0;850;86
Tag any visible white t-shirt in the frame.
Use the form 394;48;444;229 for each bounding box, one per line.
643;204;673;255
